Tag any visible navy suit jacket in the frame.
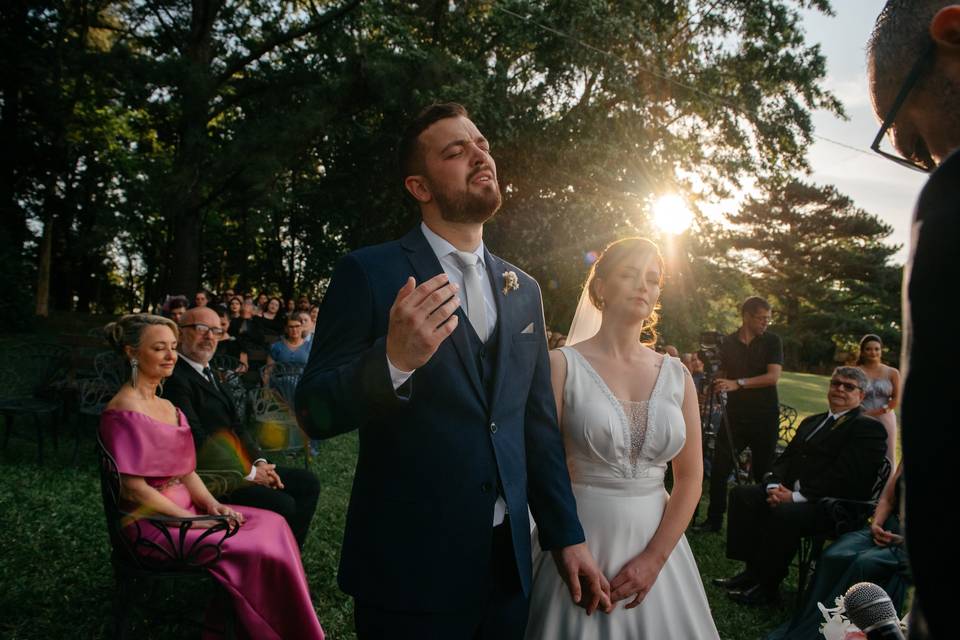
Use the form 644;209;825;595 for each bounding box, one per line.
771;406;886;502
295;226;585;611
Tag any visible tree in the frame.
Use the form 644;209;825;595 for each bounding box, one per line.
723;179;901;370
4;1;848;319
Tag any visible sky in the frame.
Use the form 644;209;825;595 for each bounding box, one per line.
800;1;927;264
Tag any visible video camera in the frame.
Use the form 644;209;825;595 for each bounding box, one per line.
697;330;725;375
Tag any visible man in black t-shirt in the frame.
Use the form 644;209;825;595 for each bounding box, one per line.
693;296;783;532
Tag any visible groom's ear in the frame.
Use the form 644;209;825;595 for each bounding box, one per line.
404;175;433;204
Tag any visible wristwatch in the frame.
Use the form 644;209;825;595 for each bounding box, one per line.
736;378;746;389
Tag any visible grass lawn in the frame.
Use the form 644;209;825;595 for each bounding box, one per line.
0;371;831;639
778;371;830;421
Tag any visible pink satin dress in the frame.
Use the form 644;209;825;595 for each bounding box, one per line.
100;408;325;640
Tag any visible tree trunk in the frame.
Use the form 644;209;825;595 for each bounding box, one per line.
0;2;29;258
35;216;53;317
165;0;223;296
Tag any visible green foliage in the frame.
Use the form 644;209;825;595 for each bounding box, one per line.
3;0;848;323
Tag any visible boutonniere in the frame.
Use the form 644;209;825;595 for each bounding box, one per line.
502;270;519;295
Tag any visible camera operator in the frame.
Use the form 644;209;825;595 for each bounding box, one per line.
693;296;783;533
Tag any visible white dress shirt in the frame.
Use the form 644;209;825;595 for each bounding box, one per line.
178;352;265;481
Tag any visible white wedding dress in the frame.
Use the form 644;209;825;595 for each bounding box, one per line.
526;348;719;640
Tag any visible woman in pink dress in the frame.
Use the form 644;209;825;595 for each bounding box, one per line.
99;313;324;640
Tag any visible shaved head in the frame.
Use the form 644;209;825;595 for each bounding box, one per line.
179;306;219;327
868;1;960;166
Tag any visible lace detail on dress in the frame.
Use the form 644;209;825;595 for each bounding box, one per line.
563;347;672;478
620;399;650;467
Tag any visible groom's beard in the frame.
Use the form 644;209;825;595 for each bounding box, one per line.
431;176;502;224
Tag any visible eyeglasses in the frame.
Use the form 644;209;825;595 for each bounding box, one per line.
829;379;860;393
286;324;302;330
180;323;224;337
870;40;937;173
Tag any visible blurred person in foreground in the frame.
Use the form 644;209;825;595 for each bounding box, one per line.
868;2;960;636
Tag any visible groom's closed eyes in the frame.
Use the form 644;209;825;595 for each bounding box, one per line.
441;137;491;158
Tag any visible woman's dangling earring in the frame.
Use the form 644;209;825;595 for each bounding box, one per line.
130;358;139;387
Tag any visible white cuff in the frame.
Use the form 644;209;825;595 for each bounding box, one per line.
245;460;266;482
792;491;807;503
387;355;415;390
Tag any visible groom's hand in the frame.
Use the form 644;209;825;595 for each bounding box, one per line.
386;274;461;371
551;543;613;615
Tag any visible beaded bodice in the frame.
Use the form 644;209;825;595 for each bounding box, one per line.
558;347;687;482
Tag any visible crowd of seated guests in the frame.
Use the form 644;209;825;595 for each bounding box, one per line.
156;289;321;395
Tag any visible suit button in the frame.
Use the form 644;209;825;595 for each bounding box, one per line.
489;422;497;434
481;482;492;494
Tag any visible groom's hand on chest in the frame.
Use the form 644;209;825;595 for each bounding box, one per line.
386;273;461;372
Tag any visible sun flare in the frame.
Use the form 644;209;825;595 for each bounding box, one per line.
652;194;694;235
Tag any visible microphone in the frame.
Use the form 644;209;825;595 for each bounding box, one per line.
843;582;904;640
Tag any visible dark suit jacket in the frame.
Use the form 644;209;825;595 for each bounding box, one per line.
295;226;584;612
772;406;886;502
162;358;265;476
901;147;960;639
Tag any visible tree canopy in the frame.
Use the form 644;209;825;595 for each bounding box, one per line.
2;0;901;369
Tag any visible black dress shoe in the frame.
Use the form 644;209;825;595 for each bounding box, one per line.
711;571;756;591
727;584;781;607
691;519;721;533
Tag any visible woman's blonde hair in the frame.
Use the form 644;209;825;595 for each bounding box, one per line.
104;314;179;357
585;237;665;346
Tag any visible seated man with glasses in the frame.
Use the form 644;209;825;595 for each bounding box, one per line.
162;306;319;547
712;366;887;606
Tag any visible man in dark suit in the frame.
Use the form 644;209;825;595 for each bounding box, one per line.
296;103;609;639
868;4;960;638
714;366;887;605
163;306;319;547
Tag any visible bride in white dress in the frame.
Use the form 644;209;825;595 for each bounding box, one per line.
526;237;719;639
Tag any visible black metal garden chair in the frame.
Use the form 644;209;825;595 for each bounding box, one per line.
93;351;128;392
97;437;238;638
794;455;893;606
0;343;70;463
776;403;800;455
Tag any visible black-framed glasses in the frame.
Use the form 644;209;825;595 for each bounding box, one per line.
180;323;224;337
829;379;860;393
870;40;937;173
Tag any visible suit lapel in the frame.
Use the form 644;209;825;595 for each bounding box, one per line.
813;407;862;443
486;249;515;407
181;359;235;416
401;226;486;405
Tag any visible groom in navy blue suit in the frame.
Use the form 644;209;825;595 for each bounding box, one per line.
296;103;609;638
